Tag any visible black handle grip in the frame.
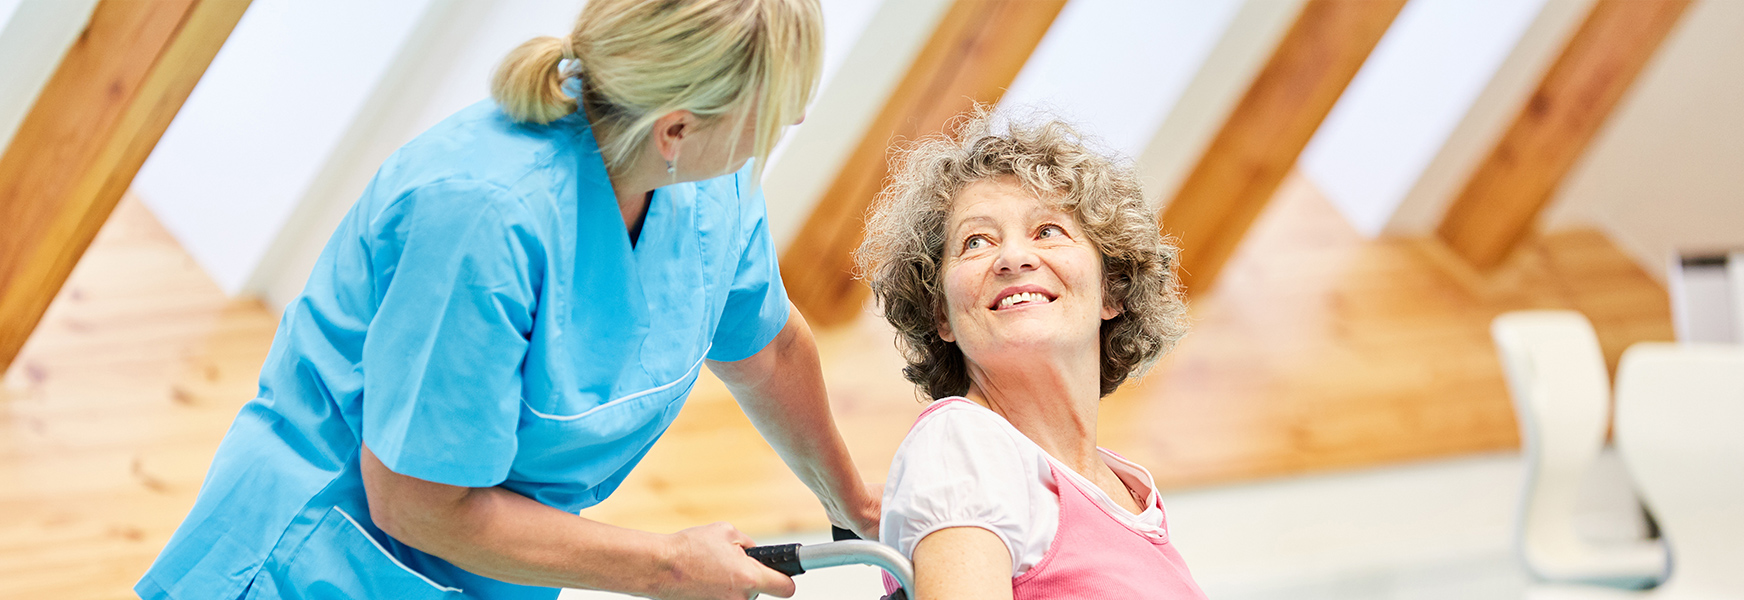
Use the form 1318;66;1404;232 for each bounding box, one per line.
744;543;805;577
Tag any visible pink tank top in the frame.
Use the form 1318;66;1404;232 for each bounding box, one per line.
1009;464;1207;599
885;398;1207;598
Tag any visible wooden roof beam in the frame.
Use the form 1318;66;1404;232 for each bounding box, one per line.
779;0;1067;327
1160;0;1407;297
1435;0;1692;271
0;0;252;371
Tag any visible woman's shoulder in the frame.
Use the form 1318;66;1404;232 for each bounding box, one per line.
361;102;589;225
891;398;1051;479
881;397;1061;573
376;101;588;198
906;398;1025;444
403;101;565;159
690;164;754;200
685;163;765;230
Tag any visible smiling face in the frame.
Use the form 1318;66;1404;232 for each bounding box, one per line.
938;177;1119;372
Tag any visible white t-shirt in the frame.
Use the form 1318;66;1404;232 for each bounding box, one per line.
879;398;1169;576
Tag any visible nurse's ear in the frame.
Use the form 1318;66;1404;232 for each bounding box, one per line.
652;109;700;165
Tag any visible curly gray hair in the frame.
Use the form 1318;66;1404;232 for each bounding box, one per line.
855;111;1188;399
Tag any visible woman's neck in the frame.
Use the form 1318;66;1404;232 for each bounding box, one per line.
607;164;665;246
587;107;667;245
962;351;1105;475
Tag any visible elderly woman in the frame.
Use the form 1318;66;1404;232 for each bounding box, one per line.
857;114;1203;599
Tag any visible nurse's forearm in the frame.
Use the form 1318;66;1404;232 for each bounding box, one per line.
360;445;791;597
362;444;664;591
709;306;880;539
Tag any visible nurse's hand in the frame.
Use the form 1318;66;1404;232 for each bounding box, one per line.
832;480;882;541
658;522;796;600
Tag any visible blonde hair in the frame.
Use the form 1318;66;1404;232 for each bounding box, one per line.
491;0;823;176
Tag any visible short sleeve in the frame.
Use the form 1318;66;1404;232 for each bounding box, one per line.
879;404;1048;576
706;169;790;362
361;180;541;487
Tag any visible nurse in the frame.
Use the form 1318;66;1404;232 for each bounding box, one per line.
136;1;876;599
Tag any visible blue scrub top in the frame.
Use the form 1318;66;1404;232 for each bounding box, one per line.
137;100;791;600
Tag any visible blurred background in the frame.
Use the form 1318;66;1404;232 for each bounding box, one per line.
1;0;1740;598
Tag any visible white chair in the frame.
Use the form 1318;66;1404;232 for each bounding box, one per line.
1613;343;1744;597
1529;343;1744;600
1492;311;1668;585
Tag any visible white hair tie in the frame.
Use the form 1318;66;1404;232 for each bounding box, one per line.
557;58;582;80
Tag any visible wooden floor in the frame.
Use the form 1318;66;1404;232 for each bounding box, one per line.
0;176;1672;598
0;197;280;599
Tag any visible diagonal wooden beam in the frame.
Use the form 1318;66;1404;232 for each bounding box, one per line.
1435;0;1691;271
779;0;1067;327
1160;0;1406;297
0;0;252;371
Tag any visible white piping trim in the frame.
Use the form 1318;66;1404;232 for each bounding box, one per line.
524;350;709;421
333;507;464;594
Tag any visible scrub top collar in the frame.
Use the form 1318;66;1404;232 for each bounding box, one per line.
562;114;707;392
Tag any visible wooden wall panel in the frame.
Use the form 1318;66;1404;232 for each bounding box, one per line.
1159;0;1406;296
779;0;1066;327
0;0;252;371
1435;0;1691;270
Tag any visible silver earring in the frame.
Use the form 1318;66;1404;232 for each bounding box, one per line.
665;159;675;176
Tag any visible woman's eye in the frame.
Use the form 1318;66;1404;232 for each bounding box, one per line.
965;236;988;250
1039;225;1065;238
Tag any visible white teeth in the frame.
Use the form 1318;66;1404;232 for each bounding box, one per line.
997;292;1050;309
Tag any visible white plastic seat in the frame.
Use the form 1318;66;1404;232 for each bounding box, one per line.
1612;343;1744;597
1491;311;1668;584
1528;343;1744;600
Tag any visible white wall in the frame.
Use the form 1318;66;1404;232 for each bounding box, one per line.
761;0;951;250
997;0;1243;160
1543;0;1744;282
1132;0;1308;206
243;0;584;309
812;1;881;96
1298;0;1547;237
1381;0;1595;236
0;0;21;25
0;0;100;153
132;0;440;295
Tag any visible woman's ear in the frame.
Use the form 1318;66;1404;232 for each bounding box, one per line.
652;110;696;162
936;307;956;343
1101;300;1123;321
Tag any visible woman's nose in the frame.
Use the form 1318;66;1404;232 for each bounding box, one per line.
993;242;1038;274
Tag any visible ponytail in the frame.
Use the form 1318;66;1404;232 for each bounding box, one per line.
490;36;576;125
490;0;823;175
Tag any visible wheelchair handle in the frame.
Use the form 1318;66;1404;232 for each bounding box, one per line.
744;527;914;599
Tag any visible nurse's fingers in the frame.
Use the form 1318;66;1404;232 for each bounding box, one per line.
719;523;756;549
746;567;797;599
667;522;795;599
721;524;795;598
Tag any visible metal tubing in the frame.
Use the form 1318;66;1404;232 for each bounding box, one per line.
795;540;915;594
